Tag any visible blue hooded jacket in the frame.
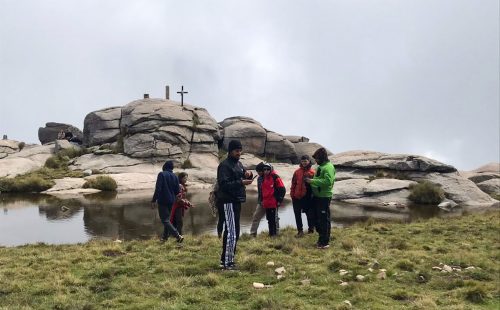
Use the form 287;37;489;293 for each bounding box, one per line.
151;161;180;205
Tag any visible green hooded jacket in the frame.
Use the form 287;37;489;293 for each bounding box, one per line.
310;161;335;198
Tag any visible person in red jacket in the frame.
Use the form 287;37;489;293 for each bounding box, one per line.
261;163;286;237
170;172;193;235
290;155;316;237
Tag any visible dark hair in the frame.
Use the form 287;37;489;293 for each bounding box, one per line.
312;147;329;163
162;160;174;171
300;155;310;161
228;139;243;153
178;172;188;179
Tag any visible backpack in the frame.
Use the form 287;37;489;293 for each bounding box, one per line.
272;174;286;203
208;181;219;217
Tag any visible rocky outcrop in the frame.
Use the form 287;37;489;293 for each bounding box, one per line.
0;139;22;159
476;179;500;196
331;151;497;208
82;99;220;167
38;122;83;145
220;117;267;155
0;144;54;177
460;163;499;197
83;107;122;146
264;131;297;163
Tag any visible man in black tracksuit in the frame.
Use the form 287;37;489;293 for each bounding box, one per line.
217;140;253;270
151;160;184;243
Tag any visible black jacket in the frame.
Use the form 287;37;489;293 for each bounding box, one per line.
151;169;180;205
217;156;248;203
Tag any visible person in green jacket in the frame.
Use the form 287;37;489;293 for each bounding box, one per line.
305;147;335;249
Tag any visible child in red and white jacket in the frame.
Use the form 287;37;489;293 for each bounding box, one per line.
170;172;193;235
261;163;286;237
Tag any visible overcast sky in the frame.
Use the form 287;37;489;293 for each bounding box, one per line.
0;0;498;170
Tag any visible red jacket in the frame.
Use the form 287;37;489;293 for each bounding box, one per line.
261;171;285;209
170;184;192;222
290;165;315;200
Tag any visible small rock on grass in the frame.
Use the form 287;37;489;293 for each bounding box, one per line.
356;275;365;281
275;267;286;275
377;271;387;280
339;269;349;276
266;261;275;266
339;282;349;286
253;282;272;289
300;279;311;286
277;274;285;280
343;300;352;307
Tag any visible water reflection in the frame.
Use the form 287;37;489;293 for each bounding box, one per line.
0;191;467;246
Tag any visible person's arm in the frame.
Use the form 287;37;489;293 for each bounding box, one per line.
152;173;163;203
274;176;286;203
311;165;334;189
290;171;297;199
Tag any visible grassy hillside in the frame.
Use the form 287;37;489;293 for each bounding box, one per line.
0;211;498;309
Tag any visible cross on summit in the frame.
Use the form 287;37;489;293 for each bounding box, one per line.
177;86;188;107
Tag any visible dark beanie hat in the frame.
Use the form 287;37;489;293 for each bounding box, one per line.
228;139;243;153
300;155;310;161
256;162;265;172
162;160;174;171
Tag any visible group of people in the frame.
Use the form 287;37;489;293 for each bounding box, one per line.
151;138;335;271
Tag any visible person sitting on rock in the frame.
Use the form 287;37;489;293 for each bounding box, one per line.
170;172;193;235
261;163;286;237
57;130;65;140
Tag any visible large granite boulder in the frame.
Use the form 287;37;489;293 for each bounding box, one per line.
83;98;220;162
293;141;331;162
38;122;83;145
332;150;456;173
265;131;297;163
0;144;54;177
220;117;267;155
0;139;21;159
476;178;500;196
83;107;122;146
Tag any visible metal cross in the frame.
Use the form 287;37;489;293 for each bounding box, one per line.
177;85;188;106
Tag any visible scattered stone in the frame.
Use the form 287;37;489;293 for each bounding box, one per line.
343;300;352;307
368;268;374;273
465;266;476;270
83;169;92;176
300;279;311;286
339;282;349;286
266;261;275;267
379;269;387;272
253;282;272;289
372;261;380;269
453;268;462;272
60;206;69;212
114;239;123;243
277;274;285;280
339;270;349;276
377;271;387;280
275;267;286;275
443;265;453;273
356;275;365;281
418;275;426;282
432;266;443;271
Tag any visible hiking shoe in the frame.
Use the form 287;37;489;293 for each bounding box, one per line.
219;261;224;268
295;231;304;238
307;229;314;234
317;244;330;249
223;264;237;271
176;235;184;243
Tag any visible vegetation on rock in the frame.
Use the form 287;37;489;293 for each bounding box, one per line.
82;175;117;191
408;181;445;205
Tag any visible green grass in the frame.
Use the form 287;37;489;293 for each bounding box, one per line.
0;211;498;309
83;175;117;191
0;167;84;193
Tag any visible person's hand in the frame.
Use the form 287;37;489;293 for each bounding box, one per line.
244;171;252;178
304;177;312;184
151;202;157;209
242;179;253;186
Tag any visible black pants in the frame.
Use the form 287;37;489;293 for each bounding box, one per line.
171;207;183;235
220;202;241;267
265;208;279;236
158;204;180;239
292;198;315;232
314;197;331;246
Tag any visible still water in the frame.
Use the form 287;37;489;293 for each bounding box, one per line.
0;190;458;246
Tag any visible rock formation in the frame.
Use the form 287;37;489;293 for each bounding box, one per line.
38;122;83;144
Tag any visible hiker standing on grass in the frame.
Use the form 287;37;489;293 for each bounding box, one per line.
151;160;184;243
217;140;254;270
290;155;316;238
261;163;286;237
170;172;193;236
249;162;265;237
305;148;335;249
